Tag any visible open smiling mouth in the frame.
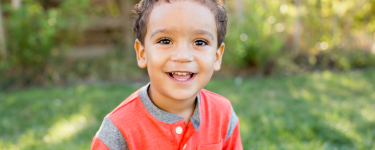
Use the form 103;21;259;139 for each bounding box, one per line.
166;72;197;84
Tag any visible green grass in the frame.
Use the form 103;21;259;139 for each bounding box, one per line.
1;69;375;150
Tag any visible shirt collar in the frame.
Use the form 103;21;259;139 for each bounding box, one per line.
139;83;201;131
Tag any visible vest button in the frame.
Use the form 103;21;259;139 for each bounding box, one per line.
176;126;183;134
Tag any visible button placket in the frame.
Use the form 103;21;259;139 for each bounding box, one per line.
171;121;186;148
179;122;196;150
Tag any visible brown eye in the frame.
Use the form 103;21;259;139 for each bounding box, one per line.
194;39;208;46
157;38;172;44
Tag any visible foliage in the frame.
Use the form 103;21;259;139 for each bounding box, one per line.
0;69;374;149
1;0;375;88
224;0;287;72
224;0;375;74
0;0;91;88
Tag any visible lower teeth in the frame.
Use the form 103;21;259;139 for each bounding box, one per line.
175;78;188;81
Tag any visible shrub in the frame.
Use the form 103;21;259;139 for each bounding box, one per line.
224;1;288;74
0;0;91;88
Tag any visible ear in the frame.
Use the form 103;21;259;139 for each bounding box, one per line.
134;39;147;68
214;43;225;71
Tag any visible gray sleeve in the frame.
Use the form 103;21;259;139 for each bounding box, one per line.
225;107;239;141
96;117;129;150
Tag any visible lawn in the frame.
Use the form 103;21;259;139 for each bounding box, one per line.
1;69;374;150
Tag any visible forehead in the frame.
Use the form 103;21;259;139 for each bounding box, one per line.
146;1;217;38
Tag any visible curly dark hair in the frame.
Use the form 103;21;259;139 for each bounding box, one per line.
132;0;228;48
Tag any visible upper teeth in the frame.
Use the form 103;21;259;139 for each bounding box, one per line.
171;72;191;75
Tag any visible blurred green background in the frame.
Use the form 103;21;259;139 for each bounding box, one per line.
0;0;374;149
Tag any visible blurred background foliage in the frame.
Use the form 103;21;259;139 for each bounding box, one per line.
1;0;92;88
0;0;374;88
225;0;375;75
1;0;375;149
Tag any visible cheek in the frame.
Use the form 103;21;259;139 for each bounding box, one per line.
195;51;216;71
145;49;174;76
196;49;216;62
145;48;167;67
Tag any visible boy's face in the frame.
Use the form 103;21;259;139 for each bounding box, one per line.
135;0;225;101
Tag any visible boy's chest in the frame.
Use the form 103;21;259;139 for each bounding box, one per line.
119;117;227;150
110;88;234;150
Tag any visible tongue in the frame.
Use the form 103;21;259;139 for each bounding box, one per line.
172;74;191;80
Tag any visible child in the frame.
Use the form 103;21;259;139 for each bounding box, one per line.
91;0;242;149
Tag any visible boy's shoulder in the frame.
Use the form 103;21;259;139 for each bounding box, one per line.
107;88;143;117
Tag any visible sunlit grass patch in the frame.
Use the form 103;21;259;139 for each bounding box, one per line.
205;69;375;150
1;69;374;149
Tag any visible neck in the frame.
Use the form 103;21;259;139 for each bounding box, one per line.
147;84;197;123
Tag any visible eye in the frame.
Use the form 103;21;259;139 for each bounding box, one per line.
157;38;172;44
193;39;208;46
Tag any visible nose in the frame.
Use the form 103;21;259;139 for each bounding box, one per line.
171;44;194;63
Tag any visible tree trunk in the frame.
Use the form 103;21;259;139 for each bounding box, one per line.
292;0;301;55
119;0;135;61
235;0;244;23
0;1;7;59
12;0;22;9
331;0;339;44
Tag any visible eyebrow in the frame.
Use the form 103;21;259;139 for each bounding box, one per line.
150;28;214;40
193;29;214;40
150;28;178;39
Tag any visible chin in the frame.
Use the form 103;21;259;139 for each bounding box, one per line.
168;89;198;101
